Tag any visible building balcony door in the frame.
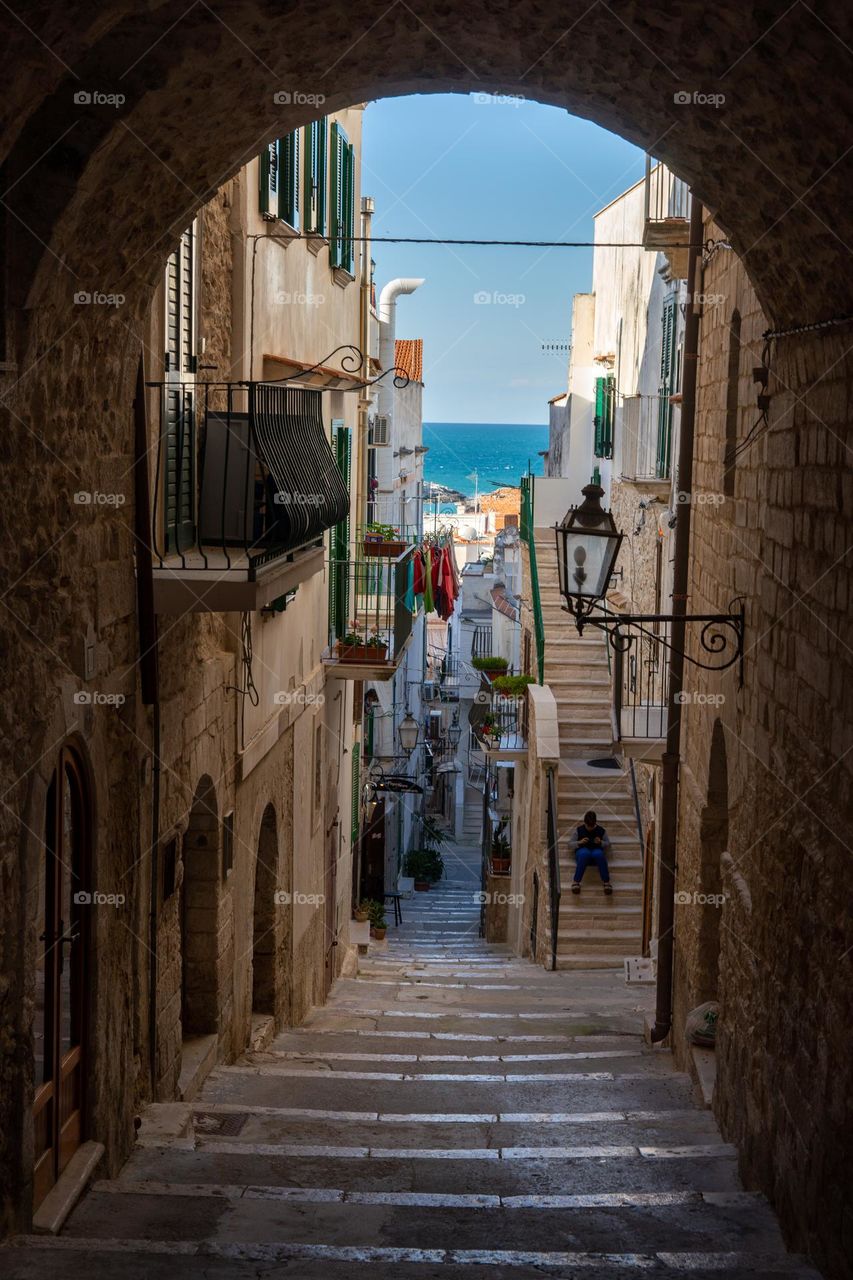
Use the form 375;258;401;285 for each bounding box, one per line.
32;745;91;1211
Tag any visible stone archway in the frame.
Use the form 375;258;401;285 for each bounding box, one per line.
252;804;279;1018
181;776;222;1038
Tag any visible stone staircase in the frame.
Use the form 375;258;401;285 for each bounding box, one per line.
532;530;644;970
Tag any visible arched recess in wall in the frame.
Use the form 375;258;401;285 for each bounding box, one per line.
182;775;221;1037
723;310;742;500
252;803;279;1017
696;719;729;1003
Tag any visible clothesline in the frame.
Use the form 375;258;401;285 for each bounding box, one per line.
412;530;460;623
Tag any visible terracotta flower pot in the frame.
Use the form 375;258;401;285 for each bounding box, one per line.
491;857;511;875
336;641;388;662
414;881;430;892
363;539;406;558
371;926;387;940
354;909;369;923
483;667;509;683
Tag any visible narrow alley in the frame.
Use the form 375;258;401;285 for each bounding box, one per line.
6;816;820;1279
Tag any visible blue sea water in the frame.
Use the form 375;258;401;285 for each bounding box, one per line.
421;422;549;499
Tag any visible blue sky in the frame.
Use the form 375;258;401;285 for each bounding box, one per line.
362;94;644;425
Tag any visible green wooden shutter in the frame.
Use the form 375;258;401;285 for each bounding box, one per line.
342;140;354;274
657;296;677;477
259;140;279;218
330;123;353;271
594;375;614;459
305;118;327;235
350;751;360;848
164;388;195;553
329;422;351;638
279;131;300;227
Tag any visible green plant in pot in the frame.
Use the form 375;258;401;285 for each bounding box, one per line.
491;823;511;874
471;655;509;682
354;900;371;923
404;846;445;890
491;674;535;698
363;522;406;558
367;898;388;939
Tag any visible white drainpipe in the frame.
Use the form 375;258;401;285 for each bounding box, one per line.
376;278;424;524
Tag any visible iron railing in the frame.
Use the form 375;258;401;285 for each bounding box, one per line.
520;475;545;684
328;546;416;665
612;620;669;740
643;156;690;227
471;624;493;658
148;380;348;575
546;767;561;971
470;688;528;752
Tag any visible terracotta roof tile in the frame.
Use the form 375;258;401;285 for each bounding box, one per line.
394;338;423;384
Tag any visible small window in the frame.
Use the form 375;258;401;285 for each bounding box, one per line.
304;118;327;236
222;811;234;878
329;122;355;274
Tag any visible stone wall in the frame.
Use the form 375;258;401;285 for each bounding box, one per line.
672;222;853;1280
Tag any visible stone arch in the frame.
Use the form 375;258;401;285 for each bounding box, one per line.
181;775;222;1036
252;803;279;1017
0;1;850;339
696;719;729;1003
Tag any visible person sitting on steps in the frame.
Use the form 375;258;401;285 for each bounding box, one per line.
571;809;613;895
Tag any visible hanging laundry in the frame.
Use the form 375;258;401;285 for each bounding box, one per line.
413;548;425;597
422;544;435;613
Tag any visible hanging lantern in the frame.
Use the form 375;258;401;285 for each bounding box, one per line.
398;711;419;754
555;483;624;630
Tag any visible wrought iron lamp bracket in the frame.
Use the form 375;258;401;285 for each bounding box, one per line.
562;601;746;686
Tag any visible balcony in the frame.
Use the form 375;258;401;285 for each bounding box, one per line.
643;157;690;278
612;624;669;762
469;685;528;761
323;546;418;681
148;380;348;613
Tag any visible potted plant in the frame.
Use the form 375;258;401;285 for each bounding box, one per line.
404;845;445;891
491;674;535;698
363;522;407;558
354;900;371;923
472;655;510;683
368;899;387;939
336;623;388;663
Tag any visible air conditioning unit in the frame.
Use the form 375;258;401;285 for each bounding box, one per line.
369;414;390;446
422;680;438;703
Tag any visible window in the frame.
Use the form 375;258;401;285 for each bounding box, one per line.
330;122;355;273
304;118;328;236
723;310;741;498
259;133;299;226
160;837;177;905
222;811;234;878
656;295;678;478
593;375;615;459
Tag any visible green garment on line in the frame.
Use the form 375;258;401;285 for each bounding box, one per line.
422;546;434;613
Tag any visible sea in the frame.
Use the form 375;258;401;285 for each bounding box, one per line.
421;422;549;500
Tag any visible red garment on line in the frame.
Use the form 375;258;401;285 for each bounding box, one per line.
413;549;425;596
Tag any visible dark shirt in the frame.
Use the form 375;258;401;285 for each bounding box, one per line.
576;823;607;851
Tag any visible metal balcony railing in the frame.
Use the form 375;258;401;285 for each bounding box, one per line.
469;688;529;755
149;380;348;575
326;545;417;674
613;624;669;742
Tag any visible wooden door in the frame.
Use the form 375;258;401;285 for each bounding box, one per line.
32;746;90;1210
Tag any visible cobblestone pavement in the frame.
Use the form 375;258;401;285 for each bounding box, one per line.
4;832;821;1278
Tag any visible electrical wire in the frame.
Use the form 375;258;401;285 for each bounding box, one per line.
254;233;720;250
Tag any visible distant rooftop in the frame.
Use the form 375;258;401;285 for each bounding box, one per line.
394;338;423;384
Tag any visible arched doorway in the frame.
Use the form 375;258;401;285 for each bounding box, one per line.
181;777;221;1037
252;804;278;1017
31;743;92;1211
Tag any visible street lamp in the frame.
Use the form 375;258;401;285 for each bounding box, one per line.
555;483;624;632
398;711;419;755
447;713;462;749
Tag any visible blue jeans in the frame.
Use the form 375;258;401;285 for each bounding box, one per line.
574;846;610;883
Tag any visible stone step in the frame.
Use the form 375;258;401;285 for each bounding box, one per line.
557;930;642;951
